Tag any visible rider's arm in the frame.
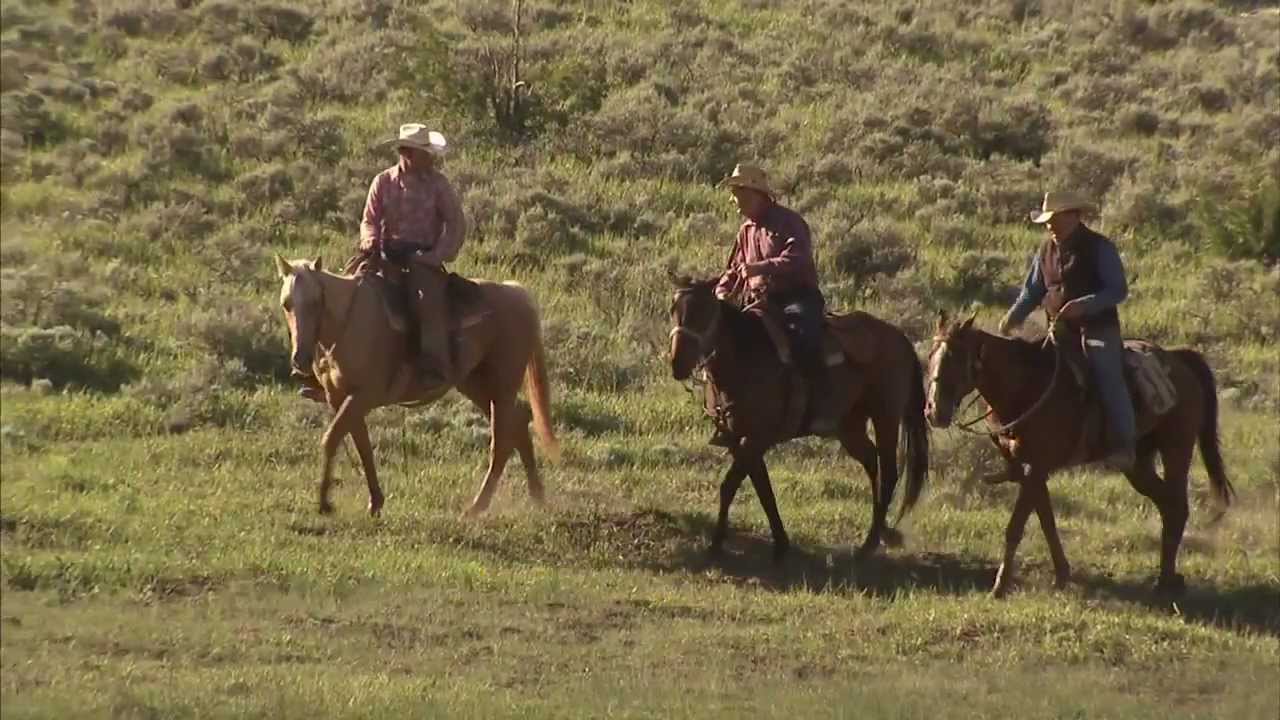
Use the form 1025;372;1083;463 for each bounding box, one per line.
714;231;746;299
750;215;814;281
425;175;466;266
1006;252;1047;326
1071;241;1128;317
359;174;386;254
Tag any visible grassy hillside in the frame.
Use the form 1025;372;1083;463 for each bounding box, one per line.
1;1;1278;718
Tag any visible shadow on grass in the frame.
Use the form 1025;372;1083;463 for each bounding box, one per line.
616;509;1280;639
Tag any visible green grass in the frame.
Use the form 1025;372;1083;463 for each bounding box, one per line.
2;386;1277;718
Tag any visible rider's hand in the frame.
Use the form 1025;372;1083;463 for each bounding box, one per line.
1058;300;1086;321
741;261;767;278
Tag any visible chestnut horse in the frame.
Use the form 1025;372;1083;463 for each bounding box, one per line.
925;313;1233;596
274;255;558;517
669;277;929;561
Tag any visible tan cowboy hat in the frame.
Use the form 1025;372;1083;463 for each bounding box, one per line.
1030;191;1094;223
381;123;448;156
720;163;774;198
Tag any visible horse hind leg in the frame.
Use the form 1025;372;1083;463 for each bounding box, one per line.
838;421;886;560
513;402;545;506
348;416;384;517
1156;440;1193;595
464;392;519;517
1123;440;1188;594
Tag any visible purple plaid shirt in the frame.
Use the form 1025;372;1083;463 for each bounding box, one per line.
359;162;466;265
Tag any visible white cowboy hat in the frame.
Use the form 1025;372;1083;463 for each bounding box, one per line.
720;163;774;198
1030;191;1094;223
382;123;448;156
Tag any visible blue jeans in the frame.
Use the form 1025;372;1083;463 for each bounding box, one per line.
1084;323;1136;451
776;287;826;373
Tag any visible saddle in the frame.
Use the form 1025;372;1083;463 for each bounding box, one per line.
722;302;878;439
1060;336;1178;463
743;302;877;369
349;255;491;334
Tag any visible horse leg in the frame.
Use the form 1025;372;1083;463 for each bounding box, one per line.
348;415;384;517
856;411;902;559
1156;440;1193;595
992;478;1037;598
1029;477;1070;589
710;456;750;556
745;453;790;562
318;395;364;515
839;420;881;554
464;391;519;517
512;403;545;506
1123;440;1186;594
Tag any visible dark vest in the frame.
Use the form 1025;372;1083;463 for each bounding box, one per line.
1038;225;1120;330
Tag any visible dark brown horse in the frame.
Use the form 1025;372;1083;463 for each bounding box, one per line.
924;313;1233;596
669;277;929;561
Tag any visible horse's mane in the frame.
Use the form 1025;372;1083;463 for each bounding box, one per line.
674;278;773;355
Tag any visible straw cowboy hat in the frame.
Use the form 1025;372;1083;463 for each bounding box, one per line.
1030;190;1094;223
381;123;448;156
720;163;774;198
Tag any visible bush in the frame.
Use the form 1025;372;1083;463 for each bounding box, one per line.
176;298;291;380
0;325;137;390
1195;182;1280;264
829;221;915;283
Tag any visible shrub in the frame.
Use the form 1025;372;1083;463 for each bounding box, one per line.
176;298;291;380
0;325;137;390
829;221;915;283
1195;182;1280;264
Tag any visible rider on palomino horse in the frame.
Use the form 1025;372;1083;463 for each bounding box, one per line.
711;163;840;445
997;191;1136;472
299;123;466;401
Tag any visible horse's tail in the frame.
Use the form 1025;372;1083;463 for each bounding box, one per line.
894;344;930;526
1175;349;1234;511
523;297;560;463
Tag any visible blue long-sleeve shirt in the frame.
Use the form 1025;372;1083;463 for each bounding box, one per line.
1007;234;1128;326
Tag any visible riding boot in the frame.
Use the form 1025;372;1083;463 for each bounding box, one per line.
408;263;452;389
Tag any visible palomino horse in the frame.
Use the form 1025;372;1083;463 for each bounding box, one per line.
669;277;929;561
273;255;558;517
925;313;1233;596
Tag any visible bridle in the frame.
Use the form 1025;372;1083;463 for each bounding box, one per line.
669;288;722;362
933;325;1064;438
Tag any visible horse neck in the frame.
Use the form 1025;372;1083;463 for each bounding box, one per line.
705;302;757;389
313;271;359;351
972;331;1041;416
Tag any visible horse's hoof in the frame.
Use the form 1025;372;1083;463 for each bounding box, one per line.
1053;566;1072;590
853;542;879;563
462;503;488;519
368;499;384;517
881;527;904;548
772;541;790;565
318;500;335;515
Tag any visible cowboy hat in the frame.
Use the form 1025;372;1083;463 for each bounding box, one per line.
720;163;774;198
381;123;448;156
1030;191;1094;223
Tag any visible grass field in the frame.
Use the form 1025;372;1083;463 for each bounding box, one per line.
2;0;1278;717
2;384;1277;718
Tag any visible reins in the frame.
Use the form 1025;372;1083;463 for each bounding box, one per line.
953;323;1064;438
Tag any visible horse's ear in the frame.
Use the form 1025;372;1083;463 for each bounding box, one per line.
961;311;977;330
274;253;292;278
311;256;323;272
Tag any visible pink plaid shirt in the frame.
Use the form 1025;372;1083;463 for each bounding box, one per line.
359;163;466;265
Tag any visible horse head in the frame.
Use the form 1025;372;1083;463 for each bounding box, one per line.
668;273;721;381
925;310;980;428
274;253;325;377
